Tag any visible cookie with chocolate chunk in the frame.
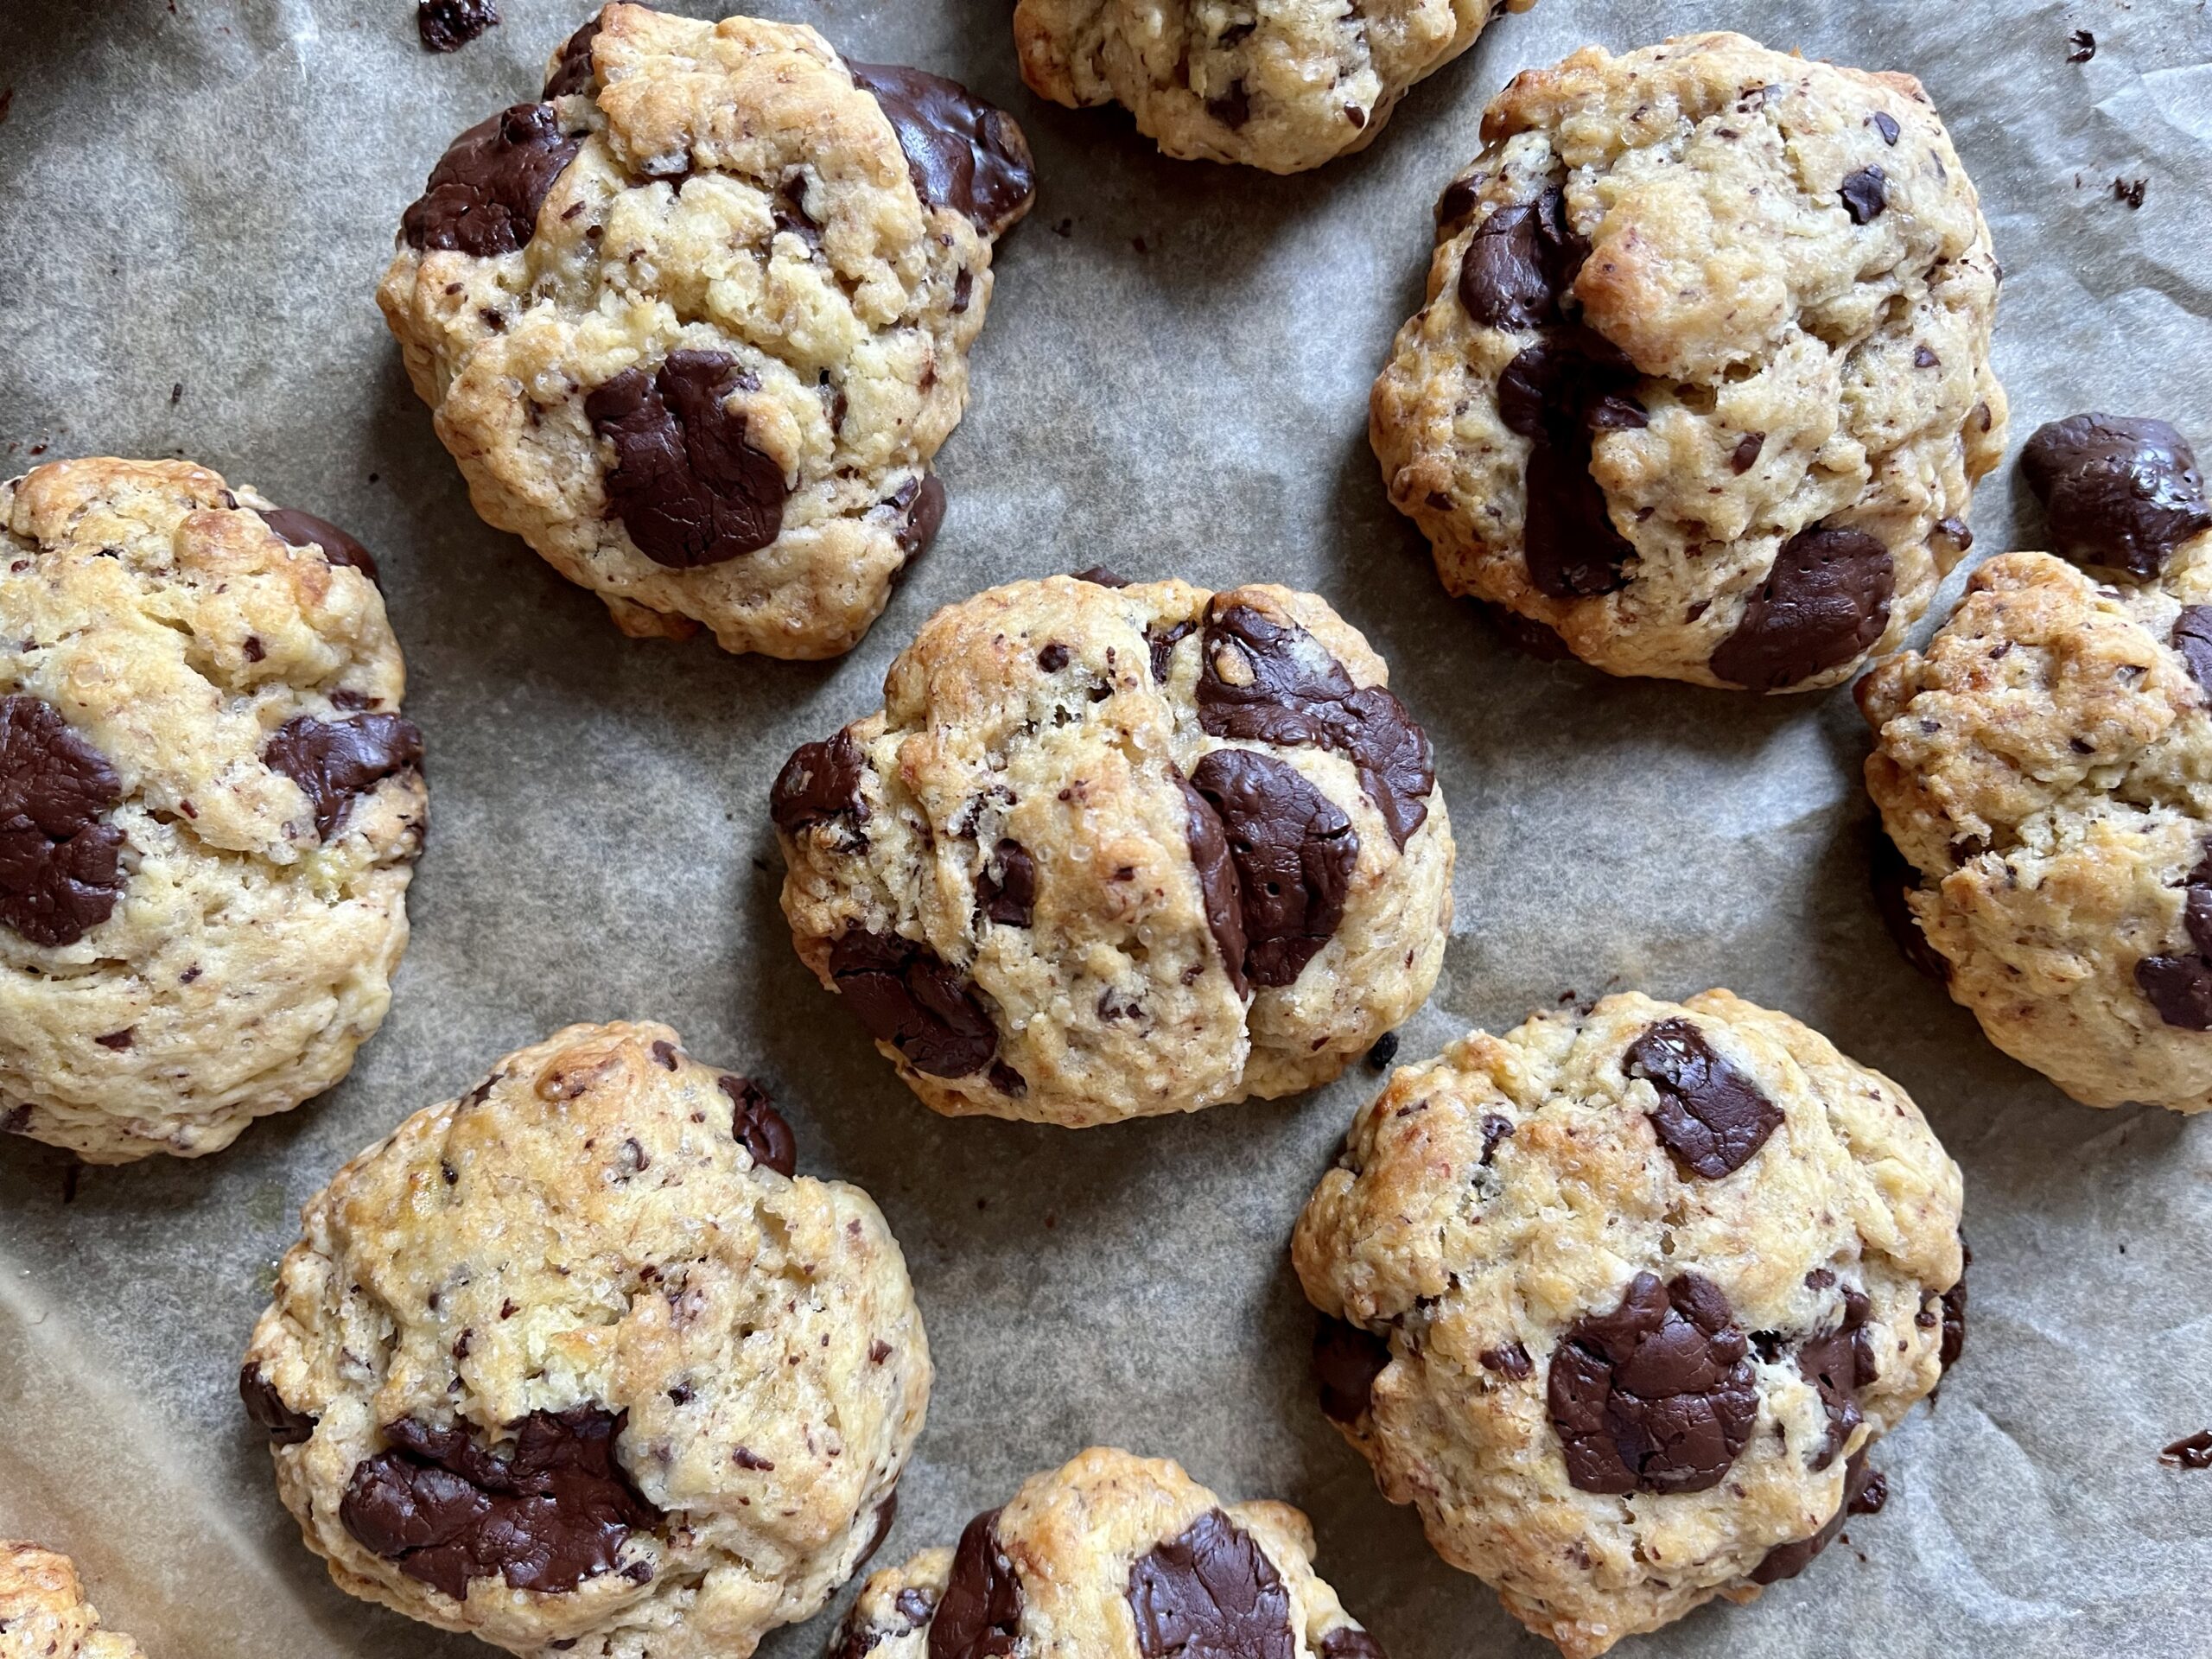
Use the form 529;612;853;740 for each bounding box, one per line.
772;575;1454;1128
378;3;1033;658
0;458;422;1163
1293;990;1965;1657
1862;540;2212;1113
1371;31;2006;690
828;1447;1384;1659
1013;0;1529;175
0;1543;148;1659
242;1020;927;1658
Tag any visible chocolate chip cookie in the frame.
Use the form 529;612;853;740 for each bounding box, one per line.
240;1021;927;1657
0;1544;146;1659
827;1446;1385;1658
1013;0;1529;175
1293;990;1966;1656
0;459;422;1163
1862;527;2212;1113
772;575;1453;1128
378;3;1034;658
1371;31;2007;690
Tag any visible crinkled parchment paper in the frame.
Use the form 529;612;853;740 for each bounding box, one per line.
2;1;2209;1654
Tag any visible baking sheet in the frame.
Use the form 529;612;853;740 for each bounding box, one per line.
3;0;2209;1654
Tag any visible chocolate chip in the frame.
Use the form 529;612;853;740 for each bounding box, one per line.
263;506;379;582
93;1027;133;1050
1709;524;1893;690
1195;602;1434;849
1870;830;1949;982
987;1059;1027;1097
719;1074;794;1176
2160;1430;2212;1468
1797;1288;1878;1471
886;474;947;563
0;696;126;948
1751;1447;1887;1584
339;1408;659;1601
239;1363;316;1446
930;1508;1022;1659
1366;1031;1399;1071
829;926;997;1077
1479;1113;1514;1166
1872;111;1901;145
1147;619;1196;683
1482;602;1576;662
1840;166;1888;224
1313;1316;1390;1424
1730;433;1764;474
847;64;1036;236
1177;772;1249;999
771;730;868;836
418;0;499;53
1457;189;1587;333
1205;79;1251;130
264;714;424;842
1939;1247;1968;1372
1547;1271;1759;1495
1936;514;1974;550
2172;607;2212;693
1623;1019;1783;1179
402;102;580;257
1498;327;1637;445
1480;1341;1534;1381
2021;415;2212;578
2137;950;2212;1027
1036;643;1070;672
1318;1632;1385;1659
586;350;788;569
2067;29;2097;64
1072;566;1129;588
977;838;1036;927
1914;345;1941;369
856;1489;898;1567
771;175;823;251
1128;1509;1294;1659
1190;748;1355;989
543;11;603;99
1497;328;1643;599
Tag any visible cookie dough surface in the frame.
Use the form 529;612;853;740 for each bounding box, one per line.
0;458;423;1163
240;1020;929;1658
828;1446;1384;1658
378;3;1034;659
1371;31;2006;690
0;1544;146;1659
1014;0;1527;175
1861;542;2212;1113
772;574;1453;1128
1292;990;1965;1657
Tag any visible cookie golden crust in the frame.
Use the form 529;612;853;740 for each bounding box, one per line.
828;1447;1382;1658
1370;31;2007;690
240;1021;929;1659
1013;0;1529;175
1292;991;1965;1658
0;1545;147;1659
1861;544;2212;1113
378;3;1035;659
0;458;423;1164
772;575;1454;1128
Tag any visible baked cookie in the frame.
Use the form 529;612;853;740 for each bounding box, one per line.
378;3;1035;658
772;574;1453;1128
240;1020;928;1657
1;458;423;1164
1861;535;2212;1114
1293;990;1966;1657
827;1446;1386;1658
0;1544;146;1659
1013;0;1529;175
1371;31;2007;691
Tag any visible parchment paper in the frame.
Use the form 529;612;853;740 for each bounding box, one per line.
3;2;2209;1654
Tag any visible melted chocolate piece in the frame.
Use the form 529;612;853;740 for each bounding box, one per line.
339;1408;659;1601
1840;166;1889;224
1127;1509;1294;1659
1870;830;1949;982
2021;415;2212;578
829;926;997;1077
1194;603;1433;849
418;0;499;53
586;350;787;568
1177;772;1249;998
0;696;125;948
2160;1430;2212;1469
543;11;604;98
1318;1632;1385;1659
1797;1287;1878;1471
930;1509;1022;1659
263;506;380;582
1624;1018;1783;1179
402;102;580;257
770;730;868;836
1708;525;1893;690
1750;1448;1887;1584
1434;175;1482;235
1190;748;1355;988
886;474;948;563
1480;1341;1534;1381
1313;1317;1390;1424
719;1074;795;1176
1498;328;1643;599
1547;1271;1759;1495
1457;188;1587;332
264;714;424;842
847;64;1036;237
1147;620;1197;683
976;838;1036;927
240;1363;317;1446
2172;607;2212;693
1072;566;1130;588
2134;850;2212;1028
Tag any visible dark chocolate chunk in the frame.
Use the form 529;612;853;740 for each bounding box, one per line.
1205;80;1251;130
263;506;379;582
339;1407;659;1601
402;102;581;257
718;1074;794;1176
1177;772;1249;998
1366;1031;1399;1071
1480;1341;1534;1381
240;1363;317;1446
1796;1287;1878;1471
586;350;788;568
829;926;997;1077
543;11;604;98
1313;1316;1390;1424
1190;748;1355;988
1434;175;1482;236
1498;328;1643;599
1731;433;1765;474
1479;1113;1514;1166
1147;620;1197;683
886;474;947;563
2067;29;2097;64
930;1509;1022;1659
1750;1448;1887;1584
1840;166;1889;224
847;64;1036;237
1624;1018;1783;1179
1872;111;1902;145
1547;1271;1759;1495
1709;525;1893;690
987;1059;1027;1097
1036;643;1070;672
2160;1430;2212;1469
977;838;1036;927
1870;830;1949;982
1497;327;1640;446
770;730;868;836
2172;607;2212;693
1194;603;1434;849
771;175;823;251
2021;415;2212;578
0;695;126;948
264;714;424;842
1457;189;1587;333
1318;1631;1385;1659
2137;951;2212;1028
1128;1509;1294;1659
1939;1246;1968;1372
418;0;499;53
1523;437;1637;599
1072;566;1130;588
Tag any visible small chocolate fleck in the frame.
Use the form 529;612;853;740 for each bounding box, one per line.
976;838;1037;928
1366;1031;1400;1071
1036;643;1071;672
2114;176;2147;210
1205;80;1251;130
1872;111;1902;144
2068;29;2097;64
1480;1341;1534;1381
2159;1430;2212;1469
1072;566;1130;588
1730;433;1764;474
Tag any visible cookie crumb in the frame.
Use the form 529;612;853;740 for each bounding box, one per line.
2160;1430;2212;1469
2113;176;2147;210
417;0;499;53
